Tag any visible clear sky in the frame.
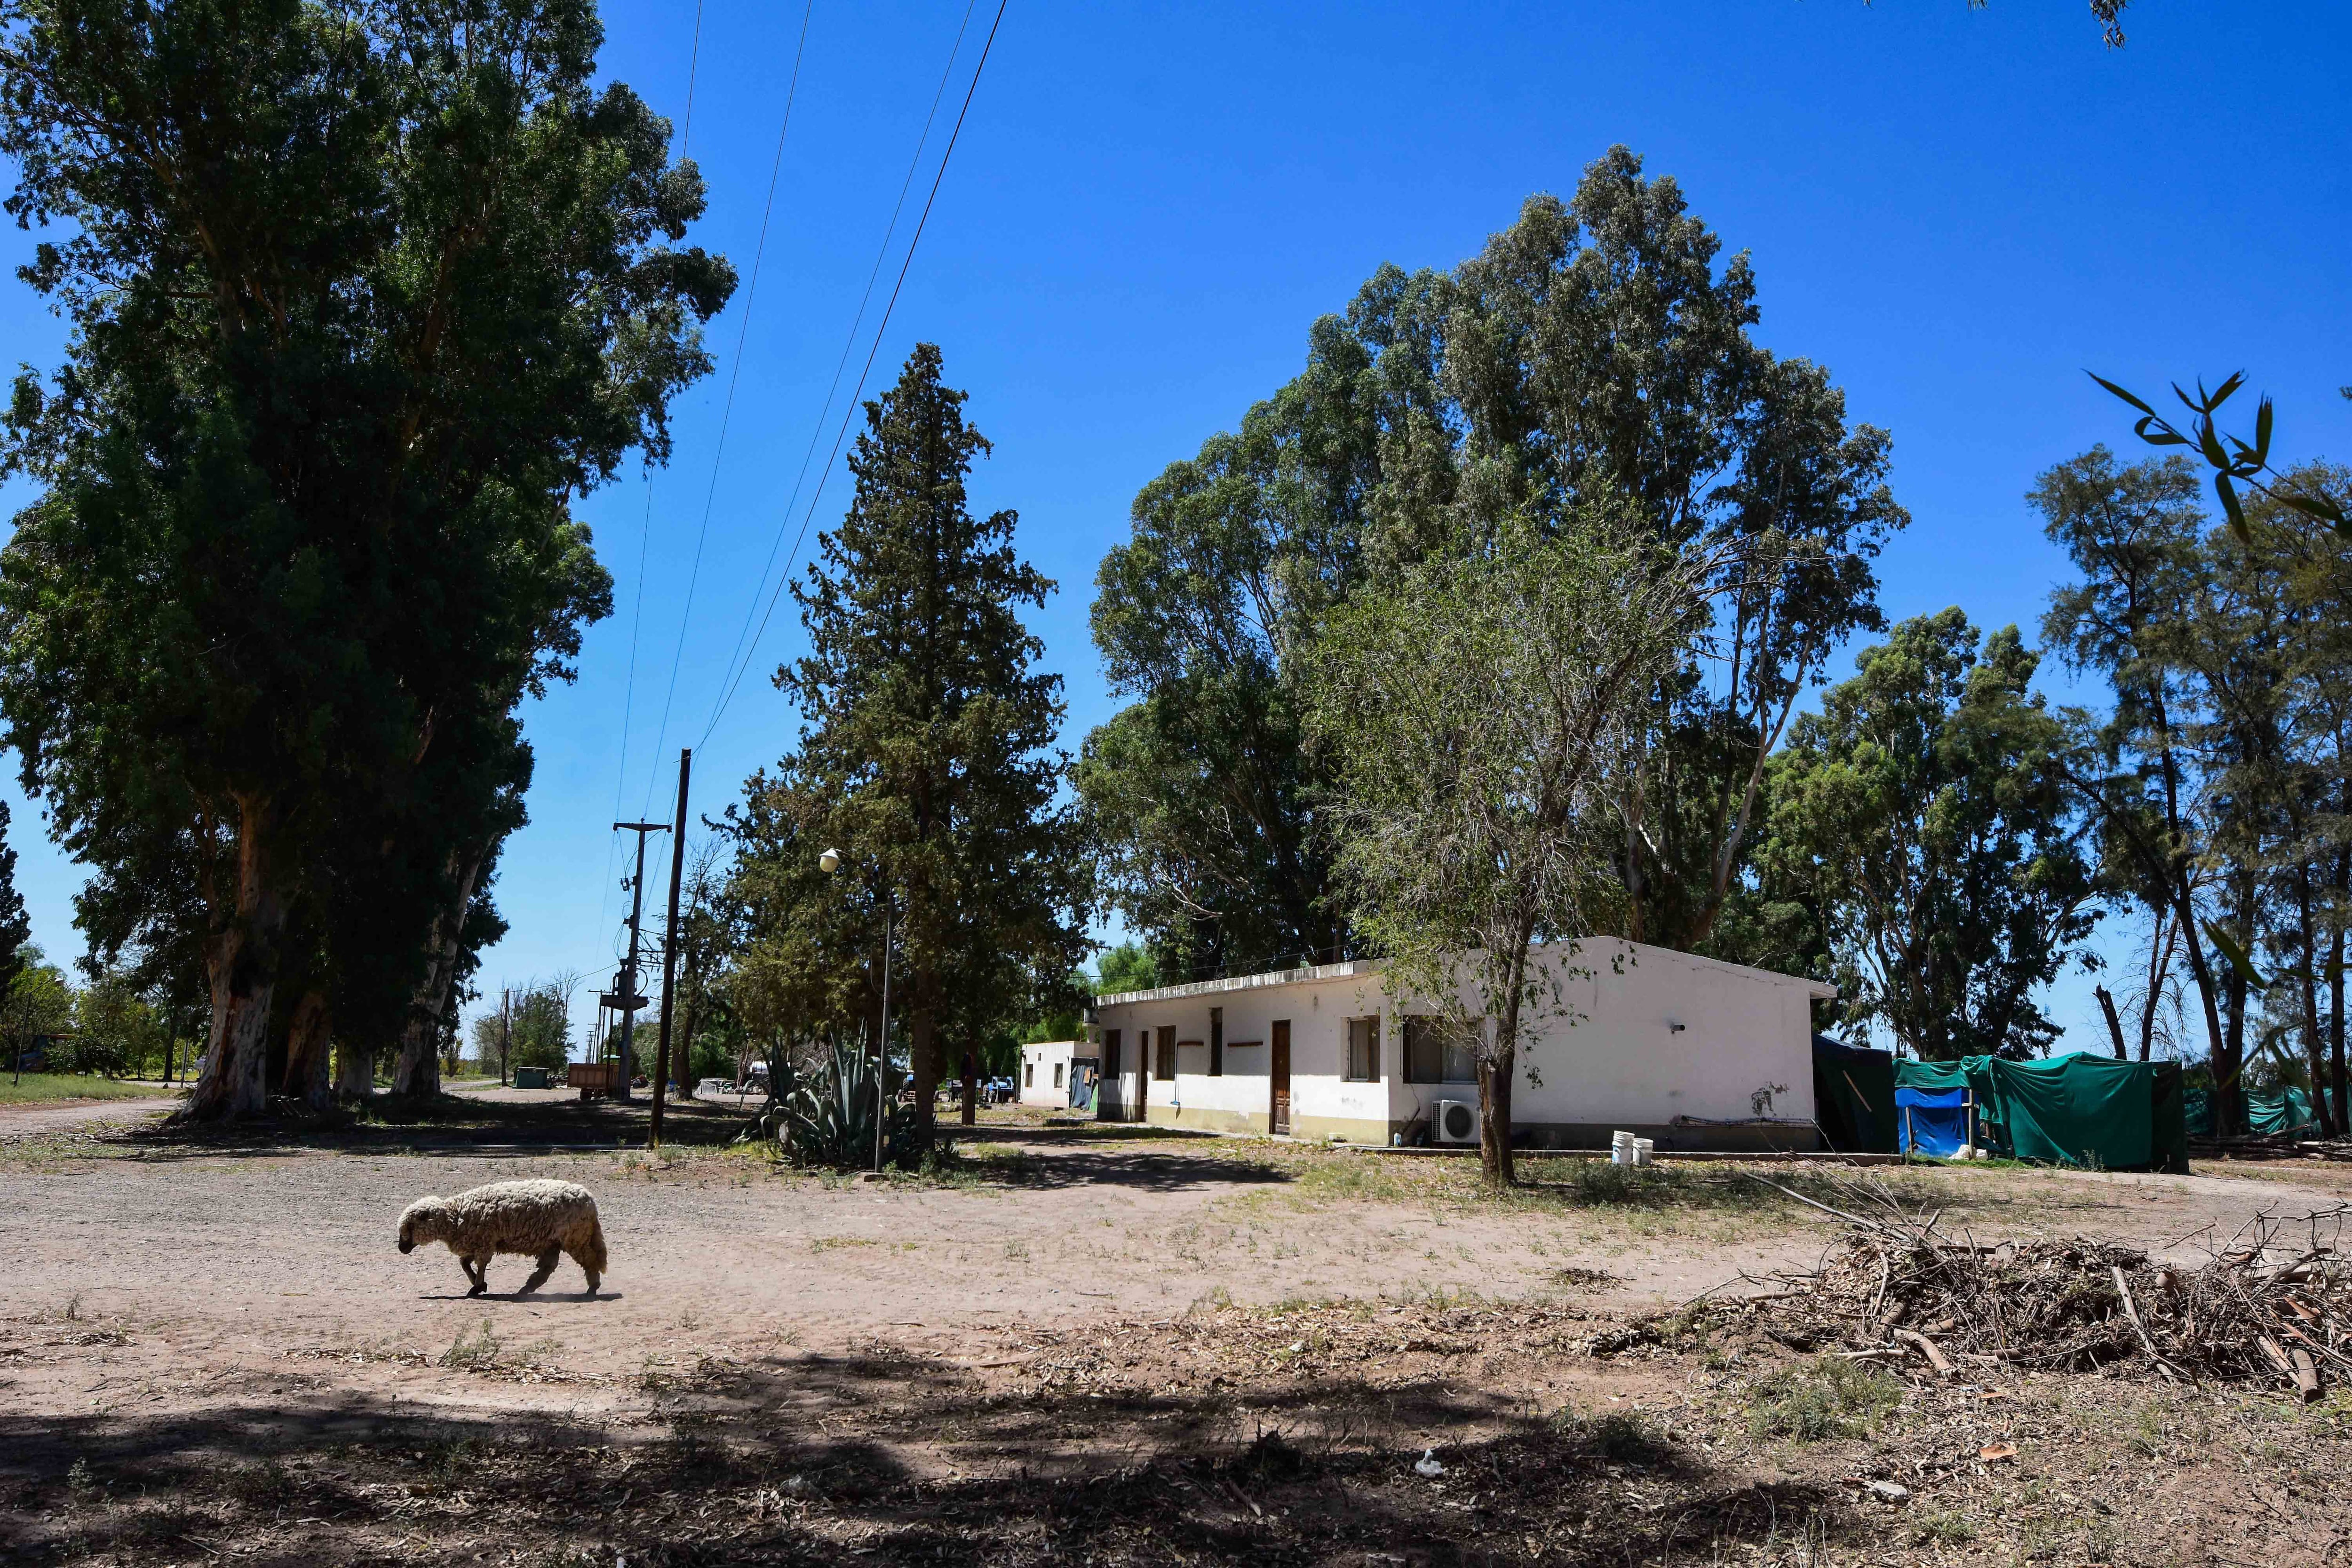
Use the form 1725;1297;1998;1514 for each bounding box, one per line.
0;1;2344;1058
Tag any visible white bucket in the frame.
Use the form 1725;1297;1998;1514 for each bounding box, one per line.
1633;1137;1655;1167
1611;1130;1637;1166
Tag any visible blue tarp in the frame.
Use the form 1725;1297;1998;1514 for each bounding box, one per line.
1895;1086;1971;1158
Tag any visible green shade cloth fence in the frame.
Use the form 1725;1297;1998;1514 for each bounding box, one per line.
2184;1085;2336;1138
1892;1053;2188;1174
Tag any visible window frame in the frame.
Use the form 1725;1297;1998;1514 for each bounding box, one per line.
1343;1016;1382;1082
1403;1016;1480;1085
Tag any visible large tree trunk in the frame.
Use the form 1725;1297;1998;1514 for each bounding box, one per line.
2296;867;2334;1138
2095;985;2127;1059
1479;935;1529;1188
178;802;286;1123
392;849;485;1098
280;987;334;1112
2217;873;2257;1139
335;1033;373;1100
2175;878;2236;1134
907;1002;939;1153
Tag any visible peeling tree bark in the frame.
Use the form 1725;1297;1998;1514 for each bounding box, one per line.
391;849;484;1098
178;799;285;1123
281;987;333;1111
335;1032;373;1101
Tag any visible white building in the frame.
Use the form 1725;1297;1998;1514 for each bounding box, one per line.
1089;939;1832;1150
1018;1039;1080;1108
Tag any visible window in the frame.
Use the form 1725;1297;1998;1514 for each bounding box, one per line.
1209;1007;1224;1077
1344;1017;1381;1081
1025;1061;1034;1087
1155;1025;1176;1081
1404;1017;1479;1084
1053;1063;1064;1088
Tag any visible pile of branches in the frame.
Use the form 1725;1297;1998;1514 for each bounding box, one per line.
1715;1175;2352;1399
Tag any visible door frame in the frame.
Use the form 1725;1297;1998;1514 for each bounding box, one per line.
1270;1019;1291;1136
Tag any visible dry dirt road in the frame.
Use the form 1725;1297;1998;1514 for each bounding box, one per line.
0;1096;181;1141
6;1132;2351;1565
0;1135;2327;1407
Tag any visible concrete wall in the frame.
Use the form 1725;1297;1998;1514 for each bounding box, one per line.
1093;940;1825;1149
1018;1040;1077;1109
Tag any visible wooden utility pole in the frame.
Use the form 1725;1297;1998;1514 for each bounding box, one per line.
610;820;669;1101
651;748;691;1151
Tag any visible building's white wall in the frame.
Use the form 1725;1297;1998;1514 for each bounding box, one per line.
1097;940;1820;1146
1018;1041;1077;1108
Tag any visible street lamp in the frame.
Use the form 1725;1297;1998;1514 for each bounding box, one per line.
820;847;890;1172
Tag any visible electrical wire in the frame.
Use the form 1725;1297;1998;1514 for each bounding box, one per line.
698;0;1010;748
639;0;818;820
590;6;713;965
694;0;981;747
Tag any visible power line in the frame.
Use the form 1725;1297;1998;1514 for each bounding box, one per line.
694;0;982;746
593;11;714;958
698;0;1011;748
640;0;818;820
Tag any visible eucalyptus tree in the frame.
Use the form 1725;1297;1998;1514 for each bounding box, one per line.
2036;450;2241;1121
0;0;732;1118
1756;611;2098;1061
1086;149;1903;979
1308;513;1708;1185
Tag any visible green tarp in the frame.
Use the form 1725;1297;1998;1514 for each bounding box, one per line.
1893;1053;2185;1172
2150;1063;2189;1176
1812;1036;1898;1154
2185;1085;2334;1138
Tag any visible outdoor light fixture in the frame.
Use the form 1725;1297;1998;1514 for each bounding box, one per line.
819;846;842;875
1668;1022;1686;1034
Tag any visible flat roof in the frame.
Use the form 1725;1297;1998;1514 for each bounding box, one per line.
1094;941;1835;1010
1094;959;1378;1009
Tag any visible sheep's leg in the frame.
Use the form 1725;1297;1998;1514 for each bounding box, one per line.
518;1247;561;1295
463;1256;488;1297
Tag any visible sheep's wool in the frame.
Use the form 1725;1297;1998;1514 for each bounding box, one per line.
398;1178;607;1296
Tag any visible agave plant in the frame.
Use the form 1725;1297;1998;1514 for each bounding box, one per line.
740;1035;920;1168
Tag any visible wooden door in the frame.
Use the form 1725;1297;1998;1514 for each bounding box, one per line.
1270;1020;1291;1135
1102;1032;1121;1120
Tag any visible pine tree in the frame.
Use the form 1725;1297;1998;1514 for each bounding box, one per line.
755;344;1089;1146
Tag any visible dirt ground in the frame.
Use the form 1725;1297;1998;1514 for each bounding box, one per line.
4;1099;2350;1565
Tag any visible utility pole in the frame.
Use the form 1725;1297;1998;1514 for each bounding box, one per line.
650;748;691;1151
609;820;669;1102
499;987;511;1086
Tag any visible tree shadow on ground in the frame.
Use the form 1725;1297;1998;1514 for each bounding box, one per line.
3;1347;1850;1567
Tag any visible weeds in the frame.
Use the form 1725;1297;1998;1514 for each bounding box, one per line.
438;1319;502;1371
1552;1406;1669;1464
1746;1356;1902;1441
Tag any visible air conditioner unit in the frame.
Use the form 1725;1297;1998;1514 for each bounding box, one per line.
1431;1098;1478;1145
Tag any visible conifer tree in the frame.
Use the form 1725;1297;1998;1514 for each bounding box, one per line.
748;344;1089;1146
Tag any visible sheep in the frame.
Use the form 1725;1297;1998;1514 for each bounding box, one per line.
396;1178;607;1297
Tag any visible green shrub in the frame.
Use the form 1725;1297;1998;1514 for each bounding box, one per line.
1746;1356;1902;1441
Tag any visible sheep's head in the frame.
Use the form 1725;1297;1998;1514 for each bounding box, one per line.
397;1197;446;1254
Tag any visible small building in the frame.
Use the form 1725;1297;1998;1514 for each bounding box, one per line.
1089;939;1832;1150
1018;1040;1080;1109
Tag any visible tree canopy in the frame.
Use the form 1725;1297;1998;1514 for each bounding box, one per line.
1083;148;1903;985
0;0;731;1117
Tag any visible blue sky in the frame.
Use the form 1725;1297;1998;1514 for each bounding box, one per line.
1;0;2345;1057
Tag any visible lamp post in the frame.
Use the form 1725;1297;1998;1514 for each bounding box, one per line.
821;847;892;1173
